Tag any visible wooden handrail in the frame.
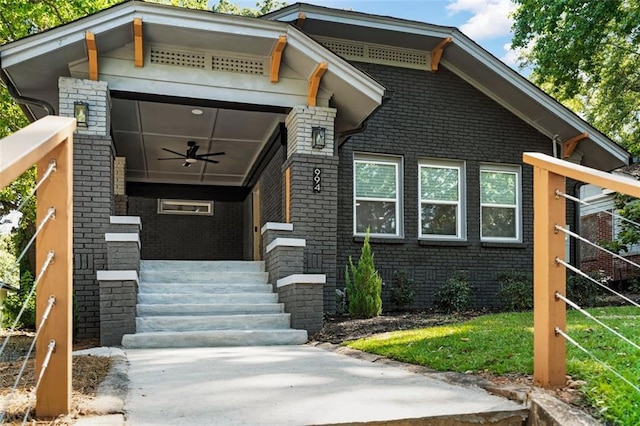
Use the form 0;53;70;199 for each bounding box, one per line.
523;152;640;198
0;116;76;188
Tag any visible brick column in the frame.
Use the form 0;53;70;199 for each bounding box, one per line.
96;271;138;346
276;274;325;335
59;77;113;340
284;106;338;312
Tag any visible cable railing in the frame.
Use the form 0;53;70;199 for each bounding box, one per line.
523;152;640;391
0;115;75;421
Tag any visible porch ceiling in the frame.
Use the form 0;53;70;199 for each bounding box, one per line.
0;1;386;187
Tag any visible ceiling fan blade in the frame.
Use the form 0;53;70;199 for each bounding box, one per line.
161;148;186;157
200;158;219;164
197;152;226;157
157;157;185;160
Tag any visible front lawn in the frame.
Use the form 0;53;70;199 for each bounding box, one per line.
346;307;640;425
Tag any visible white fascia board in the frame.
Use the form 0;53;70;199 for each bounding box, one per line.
97;270;139;284
261;222;294;234
110;216;142;229
276;274;326;288
286;27;385;104
266;238;306;253
1;2;290;68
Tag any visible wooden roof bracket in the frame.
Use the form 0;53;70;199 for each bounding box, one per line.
270;35;287;83
431;37;452;72
308;62;327;107
85;32;98;81
562;132;589;159
295;12;306;29
133;18;143;68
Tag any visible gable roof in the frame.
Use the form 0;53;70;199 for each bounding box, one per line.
264;3;630;171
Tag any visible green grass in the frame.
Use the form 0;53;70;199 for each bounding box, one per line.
346;307;640;425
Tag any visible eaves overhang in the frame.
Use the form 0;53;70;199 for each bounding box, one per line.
264;3;630;171
0;1;385;134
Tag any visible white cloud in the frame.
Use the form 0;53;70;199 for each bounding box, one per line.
447;0;515;40
501;42;519;66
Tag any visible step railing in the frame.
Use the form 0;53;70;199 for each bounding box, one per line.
0;115;75;418
523;152;640;387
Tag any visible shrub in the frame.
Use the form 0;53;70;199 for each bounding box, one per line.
345;231;382;318
335;288;347;315
389;270;416;310
2;271;36;329
566;270;607;308
434;272;472;313
497;271;533;311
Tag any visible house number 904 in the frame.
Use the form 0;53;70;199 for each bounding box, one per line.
313;168;321;193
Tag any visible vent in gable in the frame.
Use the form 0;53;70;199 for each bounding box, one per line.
321;40;365;58
150;48;205;68
368;47;429;67
316;37;430;70
212;56;265;75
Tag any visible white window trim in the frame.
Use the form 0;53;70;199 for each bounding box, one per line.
353;153;403;238
157;199;214;216
418;159;466;240
480;164;522;242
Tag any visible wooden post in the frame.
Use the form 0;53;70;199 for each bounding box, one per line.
35;135;73;417
532;165;567;387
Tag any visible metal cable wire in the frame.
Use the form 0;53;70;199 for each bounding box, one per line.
555;224;640;271
555;292;640;351
555;257;640;309
555;327;640;394
556;189;640;230
15;160;56;214
0;297;55;423
1;207;55;287
0;250;55;360
21;339;56;426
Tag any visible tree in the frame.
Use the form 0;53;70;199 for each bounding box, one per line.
511;0;640;154
345;231;382;318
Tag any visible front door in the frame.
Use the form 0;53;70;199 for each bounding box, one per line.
252;187;261;260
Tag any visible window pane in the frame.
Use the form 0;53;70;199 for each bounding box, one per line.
482;206;516;238
421;203;457;236
421;167;458;201
481;171;516;205
355;201;396;234
355;162;396;198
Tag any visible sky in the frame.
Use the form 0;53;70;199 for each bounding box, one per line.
238;0;521;70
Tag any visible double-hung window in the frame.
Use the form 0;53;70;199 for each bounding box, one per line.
353;154;402;237
419;160;465;240
480;164;521;242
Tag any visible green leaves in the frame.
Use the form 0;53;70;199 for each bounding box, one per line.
511;0;640;153
345;231;382;318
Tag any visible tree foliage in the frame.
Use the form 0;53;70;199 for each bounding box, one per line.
345;232;382;318
511;0;640;153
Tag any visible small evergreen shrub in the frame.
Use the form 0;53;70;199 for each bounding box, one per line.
566;271;607;308
345;231;382;318
497;271;533;311
2;271;36;329
434;272;472;313
389;270;416;310
335;288;347;315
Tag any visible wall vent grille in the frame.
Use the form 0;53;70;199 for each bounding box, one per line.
212;56;265;75
321;40;365;58
150;48;205;68
368;47;429;66
316;37;430;70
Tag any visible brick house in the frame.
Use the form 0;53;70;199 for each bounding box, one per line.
0;1;630;344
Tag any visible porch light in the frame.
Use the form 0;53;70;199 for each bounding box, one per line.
312;126;326;149
74;102;89;127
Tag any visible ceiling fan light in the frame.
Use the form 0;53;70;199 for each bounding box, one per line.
186;158;197;163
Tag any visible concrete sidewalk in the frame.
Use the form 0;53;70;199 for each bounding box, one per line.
122;345;527;425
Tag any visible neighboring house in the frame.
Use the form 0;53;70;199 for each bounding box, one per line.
580;164;640;282
0;1;630;341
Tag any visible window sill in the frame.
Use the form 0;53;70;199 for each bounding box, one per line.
353;236;405;244
481;242;527;249
418;240;471;247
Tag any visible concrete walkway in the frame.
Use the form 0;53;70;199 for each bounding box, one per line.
122;345;527;425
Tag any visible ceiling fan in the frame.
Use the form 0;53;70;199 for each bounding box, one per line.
158;141;225;167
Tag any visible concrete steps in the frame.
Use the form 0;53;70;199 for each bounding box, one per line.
122;260;308;348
